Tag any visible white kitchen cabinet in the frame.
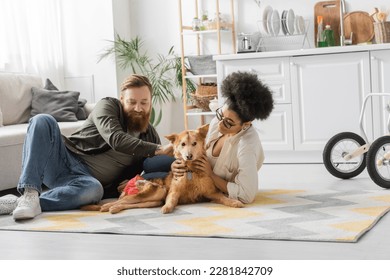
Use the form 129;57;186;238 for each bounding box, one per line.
252;104;294;151
216;57;294;151
370;50;390;139
215;45;390;163
290;52;372;153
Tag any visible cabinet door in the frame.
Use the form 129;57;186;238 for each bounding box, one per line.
371;50;390;139
290;52;372;151
252;104;294;151
217;57;291;103
216;57;294;151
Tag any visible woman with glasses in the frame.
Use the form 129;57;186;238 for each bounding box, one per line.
172;71;274;204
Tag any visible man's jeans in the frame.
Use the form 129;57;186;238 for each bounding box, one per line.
143;155;175;180
17;114;103;211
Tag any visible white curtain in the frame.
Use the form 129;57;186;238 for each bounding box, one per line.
0;0;65;87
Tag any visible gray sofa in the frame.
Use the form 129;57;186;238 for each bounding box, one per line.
0;72;93;192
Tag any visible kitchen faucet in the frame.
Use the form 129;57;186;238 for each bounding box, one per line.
339;0;346;46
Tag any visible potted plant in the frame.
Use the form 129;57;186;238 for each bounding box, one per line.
99;34;195;126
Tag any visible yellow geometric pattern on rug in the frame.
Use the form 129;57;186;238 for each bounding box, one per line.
332;219;374;233
332;197;390;241
175;189;305;236
352;206;390;217
32;212;106;231
372;194;390;203
175;206;260;235
251;189;305;206
1;188;389;243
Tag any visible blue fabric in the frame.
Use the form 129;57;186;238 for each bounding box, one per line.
17;114;103;211
142;155;175;180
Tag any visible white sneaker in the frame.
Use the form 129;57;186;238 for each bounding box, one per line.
0;194;19;215
13;188;42;220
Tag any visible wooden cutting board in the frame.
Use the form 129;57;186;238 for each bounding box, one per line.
314;0;341;46
343;11;375;44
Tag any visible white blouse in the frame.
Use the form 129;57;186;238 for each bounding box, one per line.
205;117;265;203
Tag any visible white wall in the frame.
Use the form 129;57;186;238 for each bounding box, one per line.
124;0;390;137
60;0;389;137
60;0;117;102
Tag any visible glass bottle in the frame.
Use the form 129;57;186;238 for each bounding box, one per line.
192;17;201;31
323;25;335;47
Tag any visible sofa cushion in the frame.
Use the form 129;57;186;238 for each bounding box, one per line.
0;73;42;125
37;78;88;121
0;121;86;148
31;87;80;122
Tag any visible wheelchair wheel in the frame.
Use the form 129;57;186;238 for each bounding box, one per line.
323;132;367;179
366;135;390;189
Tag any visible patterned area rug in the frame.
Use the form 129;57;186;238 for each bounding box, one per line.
1;188;390;242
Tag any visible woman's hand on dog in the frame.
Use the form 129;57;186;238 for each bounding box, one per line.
192;155;213;176
172;159;186;177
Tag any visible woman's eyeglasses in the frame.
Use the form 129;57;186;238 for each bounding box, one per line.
216;107;236;129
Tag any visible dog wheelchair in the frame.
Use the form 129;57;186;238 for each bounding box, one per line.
323;93;390;189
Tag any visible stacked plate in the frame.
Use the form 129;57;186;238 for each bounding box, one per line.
281;9;295;35
262;6;305;36
263;6;280;36
295;15;306;34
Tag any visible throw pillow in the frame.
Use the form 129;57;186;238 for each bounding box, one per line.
41;78;87;120
30;87;80;122
44;78;59;90
76;98;88;120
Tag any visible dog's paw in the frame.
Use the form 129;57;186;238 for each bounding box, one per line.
109;206;121;214
100;205;110;212
80;204;101;211
231;200;244;208
161;205;173;214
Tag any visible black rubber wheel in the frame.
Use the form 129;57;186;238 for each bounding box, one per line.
323;132;367;179
366;136;390;189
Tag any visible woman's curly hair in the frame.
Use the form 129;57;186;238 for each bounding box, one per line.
221;71;274;122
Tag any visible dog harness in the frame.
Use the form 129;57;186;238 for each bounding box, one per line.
123;174;144;195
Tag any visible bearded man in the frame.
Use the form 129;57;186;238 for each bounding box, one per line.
0;74;173;220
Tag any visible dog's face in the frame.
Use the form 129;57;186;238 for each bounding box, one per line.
165;124;209;161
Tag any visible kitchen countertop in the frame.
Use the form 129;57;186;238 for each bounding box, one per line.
214;43;390;61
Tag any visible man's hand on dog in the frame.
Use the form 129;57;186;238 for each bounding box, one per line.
155;143;174;156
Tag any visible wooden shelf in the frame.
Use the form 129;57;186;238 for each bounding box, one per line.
178;0;236;129
184;74;217;79
181;29;232;36
186;110;216;116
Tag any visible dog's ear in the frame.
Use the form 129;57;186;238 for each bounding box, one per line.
165;133;178;144
197;123;210;138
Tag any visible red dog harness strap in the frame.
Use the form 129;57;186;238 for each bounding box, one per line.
123;174;144;195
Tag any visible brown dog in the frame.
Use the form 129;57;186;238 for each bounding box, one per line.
82;124;244;214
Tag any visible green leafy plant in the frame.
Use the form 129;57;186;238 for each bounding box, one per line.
99;34;195;126
99;34;174;126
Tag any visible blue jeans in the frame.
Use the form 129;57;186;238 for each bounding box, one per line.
143;155;175;180
17;114;103;211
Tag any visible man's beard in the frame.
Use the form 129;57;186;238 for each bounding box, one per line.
126;110;150;133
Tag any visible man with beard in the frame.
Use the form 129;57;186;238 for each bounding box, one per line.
0;74;173;220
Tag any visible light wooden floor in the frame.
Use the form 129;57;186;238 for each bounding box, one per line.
0;164;390;260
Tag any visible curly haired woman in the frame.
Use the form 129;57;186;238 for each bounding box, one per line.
173;71;274;203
